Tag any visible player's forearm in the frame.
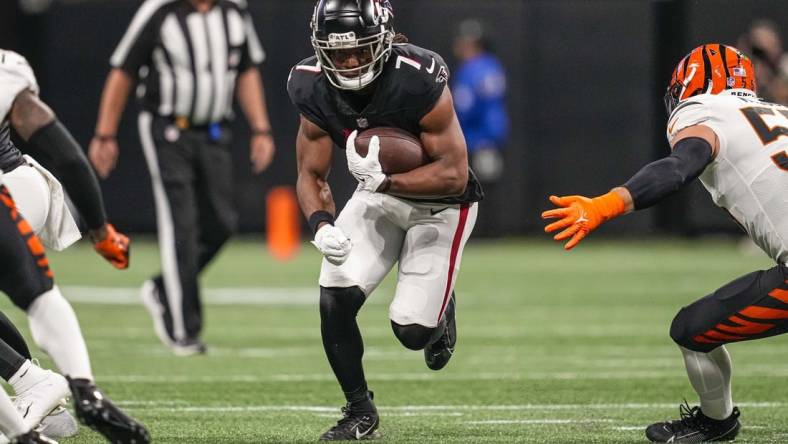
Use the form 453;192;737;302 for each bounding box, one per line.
621;137;713;210
297;171;335;219
386;158;467;198
11;92;108;228
236;68;271;132
94;69;133;137
28;121;108;230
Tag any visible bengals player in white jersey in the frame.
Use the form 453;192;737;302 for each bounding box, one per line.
0;49;149;443
542;44;787;442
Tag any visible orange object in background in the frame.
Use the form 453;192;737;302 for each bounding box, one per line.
266;186;301;261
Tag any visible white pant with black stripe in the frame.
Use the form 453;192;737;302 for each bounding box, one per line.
319;189;478;328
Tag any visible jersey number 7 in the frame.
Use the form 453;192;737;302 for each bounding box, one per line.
740;106;788;171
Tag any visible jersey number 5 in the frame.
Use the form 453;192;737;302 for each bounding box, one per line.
740;106;788;171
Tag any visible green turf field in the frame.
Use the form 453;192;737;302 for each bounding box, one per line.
4;237;786;443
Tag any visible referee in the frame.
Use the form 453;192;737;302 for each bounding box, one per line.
89;0;275;356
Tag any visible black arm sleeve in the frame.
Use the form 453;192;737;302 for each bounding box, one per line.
622;137;713;210
26;120;107;230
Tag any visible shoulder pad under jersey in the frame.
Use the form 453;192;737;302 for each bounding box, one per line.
0;50;39;121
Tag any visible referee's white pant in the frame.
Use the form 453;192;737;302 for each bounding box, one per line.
139;112;237;342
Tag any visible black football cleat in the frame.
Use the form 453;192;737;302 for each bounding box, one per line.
319;392;380;441
424;292;456;371
646;402;740;443
11;430;58;444
67;377;150;444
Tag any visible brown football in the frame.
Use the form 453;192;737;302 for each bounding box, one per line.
354;127;431;174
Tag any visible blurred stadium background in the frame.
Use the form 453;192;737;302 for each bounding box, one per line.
1;0;785;237
1;0;788;443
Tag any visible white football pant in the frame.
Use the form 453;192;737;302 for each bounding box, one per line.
320;189;477;328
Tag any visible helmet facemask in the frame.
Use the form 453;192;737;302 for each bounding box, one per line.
663;79;684;116
312;29;394;90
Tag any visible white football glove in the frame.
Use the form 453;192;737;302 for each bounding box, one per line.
345;130;387;192
311;224;352;265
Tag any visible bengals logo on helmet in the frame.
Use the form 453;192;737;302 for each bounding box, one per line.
664;43;757;115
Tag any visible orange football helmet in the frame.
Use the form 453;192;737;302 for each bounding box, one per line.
664;44;757;115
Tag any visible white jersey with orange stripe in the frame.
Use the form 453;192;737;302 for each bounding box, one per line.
667;89;788;265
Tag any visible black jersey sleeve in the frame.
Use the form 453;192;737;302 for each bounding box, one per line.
287;57;329;131
388;44;450;122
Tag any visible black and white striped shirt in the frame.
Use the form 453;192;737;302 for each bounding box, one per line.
111;0;265;125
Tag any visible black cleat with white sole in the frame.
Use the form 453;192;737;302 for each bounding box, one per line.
319;392;379;441
424;292;456;371
67;377;150;444
646;402;740;443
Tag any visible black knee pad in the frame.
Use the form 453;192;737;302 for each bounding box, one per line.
0;311;31;359
319;286;366;320
391;322;437;351
670;306;709;352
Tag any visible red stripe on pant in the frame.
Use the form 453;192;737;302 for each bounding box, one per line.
437;204;470;323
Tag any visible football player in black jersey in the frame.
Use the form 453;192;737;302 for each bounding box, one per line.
288;1;483;440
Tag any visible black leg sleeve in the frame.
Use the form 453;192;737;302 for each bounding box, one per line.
0;334;26;381
319;286;368;402
623;137;713;210
0;311;31;360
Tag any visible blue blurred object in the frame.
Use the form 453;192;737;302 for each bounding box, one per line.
453;19;510;236
453;53;509;155
208;122;222;142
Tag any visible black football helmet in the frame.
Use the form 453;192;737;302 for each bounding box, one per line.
310;0;395;90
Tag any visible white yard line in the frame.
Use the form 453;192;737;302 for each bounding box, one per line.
98;370;788;382
98;372;684;383
62;286;318;305
614;425;767;431
113;402;788;412
468;419;614;425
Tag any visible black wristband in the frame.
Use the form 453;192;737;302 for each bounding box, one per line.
252;128;272;137
308;210;335;234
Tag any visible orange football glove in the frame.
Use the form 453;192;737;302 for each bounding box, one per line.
541;192;626;250
91;224;130;269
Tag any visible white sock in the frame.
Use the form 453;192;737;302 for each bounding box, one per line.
0;390;27;438
680;345;733;420
27;286;93;381
7;360;49;395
